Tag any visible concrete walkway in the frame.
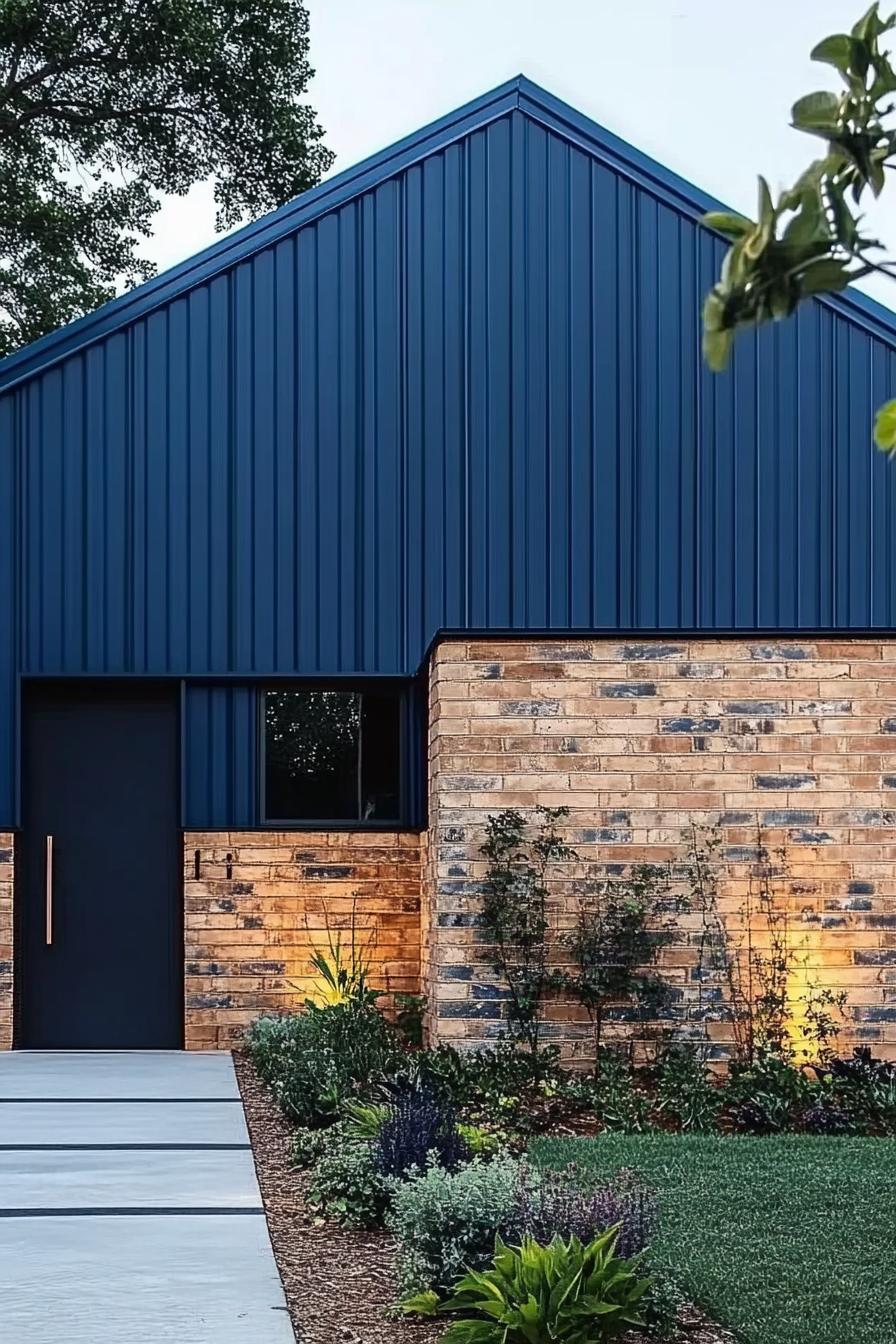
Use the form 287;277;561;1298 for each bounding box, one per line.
0;1052;294;1343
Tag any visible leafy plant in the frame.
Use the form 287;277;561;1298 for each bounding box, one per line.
423;1231;651;1344
652;1044;722;1133
725;1051;816;1134
701;4;896;451
479;807;574;1056
373;1085;468;1180
341;1097;391;1141
592;1050;653;1134
395;992;427;1047
457;1123;503;1158
822;1048;896;1135
504;1164;657;1260
558;864;677;1072
306;1126;389;1228
389;1155;521;1298
245;999;401;1127
304;898;381;1010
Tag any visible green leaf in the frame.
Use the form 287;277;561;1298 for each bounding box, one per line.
703;210;753;240
798;258;852;295
874;399;896;453
400;1289;441;1317
810;34;853;72
792;91;842;134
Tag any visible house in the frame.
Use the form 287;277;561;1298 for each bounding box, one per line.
1;77;895;1058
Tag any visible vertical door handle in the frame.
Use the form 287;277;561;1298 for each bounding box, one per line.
45;835;53;945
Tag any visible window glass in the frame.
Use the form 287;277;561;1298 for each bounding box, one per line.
263;688;401;822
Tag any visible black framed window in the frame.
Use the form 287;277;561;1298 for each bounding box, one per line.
262;687;403;824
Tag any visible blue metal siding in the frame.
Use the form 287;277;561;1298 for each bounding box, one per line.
2;80;896;825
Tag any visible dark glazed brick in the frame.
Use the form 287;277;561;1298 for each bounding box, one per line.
443;826;466;842
437;1000;503;1019
478;664;501;679
844;899;873;912
303;864;352;879
848;880;875;895
620;644;684;660
882;718;896;733
788;830;833;844
241;960;287;974
662;717;721;733
441;965;473;981
437;913;481;927
883;776;896;789
725;701;786;716
721;811;752;824
471;983;511;1000
762;810;817;825
503;700;561;716
239;915;263;929
853;1007;896;1022
186;993;234;1009
750;644;810;660
854;950;896;965
754;773;816;789
601;682;657;698
594;828;633;843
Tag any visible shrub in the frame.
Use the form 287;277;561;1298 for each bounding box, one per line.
725;1051;815;1134
592;1051;653;1133
388;1155;521;1297
504;1164;656;1260
823;1048;896;1136
421;1231;651;1343
374;1085;468;1180
306;1126;389;1228
652;1044;722;1133
245;1000;402;1127
390;1155;657;1300
291;1126;330;1169
394;991;427;1046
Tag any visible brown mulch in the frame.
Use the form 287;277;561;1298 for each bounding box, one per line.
235;1051;442;1344
234;1052;736;1344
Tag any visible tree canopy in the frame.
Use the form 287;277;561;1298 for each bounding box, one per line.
702;4;896;449
0;0;333;356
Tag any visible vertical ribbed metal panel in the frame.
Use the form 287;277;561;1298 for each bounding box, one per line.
2;97;896;824
182;685;258;829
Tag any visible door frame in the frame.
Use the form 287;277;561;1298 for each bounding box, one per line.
13;677;184;1049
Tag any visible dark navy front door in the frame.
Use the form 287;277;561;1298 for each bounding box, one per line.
18;684;182;1049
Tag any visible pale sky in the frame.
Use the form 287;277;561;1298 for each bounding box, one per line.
144;0;896;311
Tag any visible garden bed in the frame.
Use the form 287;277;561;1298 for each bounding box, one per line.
237;1050;736;1344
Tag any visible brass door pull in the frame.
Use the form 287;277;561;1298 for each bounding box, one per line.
45;835;53;945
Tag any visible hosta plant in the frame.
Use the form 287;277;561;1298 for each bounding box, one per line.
411;1229;651;1344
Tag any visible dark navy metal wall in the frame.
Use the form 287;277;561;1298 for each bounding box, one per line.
2;78;896;827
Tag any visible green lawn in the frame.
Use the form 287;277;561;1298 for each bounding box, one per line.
530;1134;896;1344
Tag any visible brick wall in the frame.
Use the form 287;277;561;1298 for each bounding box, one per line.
0;836;12;1049
184;831;421;1049
425;638;896;1062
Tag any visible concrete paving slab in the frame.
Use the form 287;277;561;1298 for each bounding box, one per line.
0;1051;240;1100
0;1147;262;1209
0;1213;295;1343
0;1100;249;1146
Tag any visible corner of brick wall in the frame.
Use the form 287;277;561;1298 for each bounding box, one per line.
183;831;422;1049
423;638;896;1063
0;835;12;1050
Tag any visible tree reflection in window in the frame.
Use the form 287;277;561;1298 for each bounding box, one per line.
263;688;400;822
